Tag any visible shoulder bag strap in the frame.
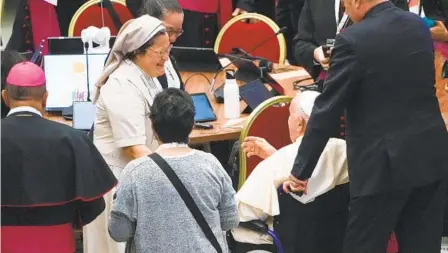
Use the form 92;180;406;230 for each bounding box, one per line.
148;153;223;253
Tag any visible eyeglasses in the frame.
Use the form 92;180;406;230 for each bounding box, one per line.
167;29;184;38
148;45;173;58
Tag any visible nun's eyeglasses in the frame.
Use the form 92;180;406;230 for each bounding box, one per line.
148;45;173;58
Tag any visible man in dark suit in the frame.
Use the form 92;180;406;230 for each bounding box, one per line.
275;0;305;65
294;0;408;139
286;0;448;252
293;0;408;81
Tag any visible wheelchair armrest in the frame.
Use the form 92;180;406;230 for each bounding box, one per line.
239;219;269;234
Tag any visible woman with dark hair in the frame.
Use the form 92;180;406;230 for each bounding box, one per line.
1;50;26;118
109;88;239;253
84;15;170;253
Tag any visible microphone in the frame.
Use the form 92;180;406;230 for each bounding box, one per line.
31;40;45;64
84;42;91;102
209;26;287;93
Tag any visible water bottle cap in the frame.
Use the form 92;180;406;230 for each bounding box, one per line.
225;70;235;79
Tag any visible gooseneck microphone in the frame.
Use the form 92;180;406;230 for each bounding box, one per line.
209;26;287;93
31;40;45;64
84;42;91;102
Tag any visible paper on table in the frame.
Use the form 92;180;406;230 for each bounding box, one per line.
223;118;247;129
219;57;231;67
44;0;58;5
270;69;309;80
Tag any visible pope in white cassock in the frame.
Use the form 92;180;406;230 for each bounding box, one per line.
232;91;350;253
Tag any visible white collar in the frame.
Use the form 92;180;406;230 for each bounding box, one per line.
335;0;349;34
7;106;43;117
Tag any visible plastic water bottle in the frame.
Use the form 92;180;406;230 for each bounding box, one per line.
224;70;240;119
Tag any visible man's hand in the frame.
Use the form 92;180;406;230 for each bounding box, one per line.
232;7;248;16
314;46;331;70
430;21;448;42
241;136;277;159
232;8;259;23
283;175;308;194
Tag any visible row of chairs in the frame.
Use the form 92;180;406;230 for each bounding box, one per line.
67;0;287;64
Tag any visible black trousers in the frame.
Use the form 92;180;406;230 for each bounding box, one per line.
343;180;447;253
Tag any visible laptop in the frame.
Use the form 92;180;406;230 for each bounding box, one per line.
171;46;222;72
48;36;117;55
239;79;274;113
232;57;285;95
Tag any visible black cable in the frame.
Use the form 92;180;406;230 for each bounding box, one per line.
293;77;314;91
84;42;91;102
184;73;211;89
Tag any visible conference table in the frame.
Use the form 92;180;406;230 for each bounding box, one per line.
45;63;312;144
46;52;448;144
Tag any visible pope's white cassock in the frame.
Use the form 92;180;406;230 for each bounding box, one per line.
232;136;349;245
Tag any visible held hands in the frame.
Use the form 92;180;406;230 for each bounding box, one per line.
241;136;277;159
283;175;308;195
314;46;332;70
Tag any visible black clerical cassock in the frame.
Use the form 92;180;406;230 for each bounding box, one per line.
1;62;117;253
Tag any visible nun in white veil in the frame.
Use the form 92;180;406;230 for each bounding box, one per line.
84;15;170;253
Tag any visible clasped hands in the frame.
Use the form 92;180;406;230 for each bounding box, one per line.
241;136;308;194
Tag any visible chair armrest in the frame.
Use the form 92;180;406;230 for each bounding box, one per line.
239;219;269;234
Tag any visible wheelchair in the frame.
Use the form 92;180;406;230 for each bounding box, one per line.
228;183;350;253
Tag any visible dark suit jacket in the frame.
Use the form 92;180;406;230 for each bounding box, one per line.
291;2;448;197
276;0;305;65
293;0;408;79
235;0;276;20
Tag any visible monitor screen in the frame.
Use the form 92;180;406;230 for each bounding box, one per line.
72;101;96;130
191;93;216;122
239;79;274;110
44;54;108;110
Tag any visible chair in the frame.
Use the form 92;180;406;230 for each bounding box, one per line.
0;0;4;22
68;0;133;37
238;96;292;189
214;13;287;64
